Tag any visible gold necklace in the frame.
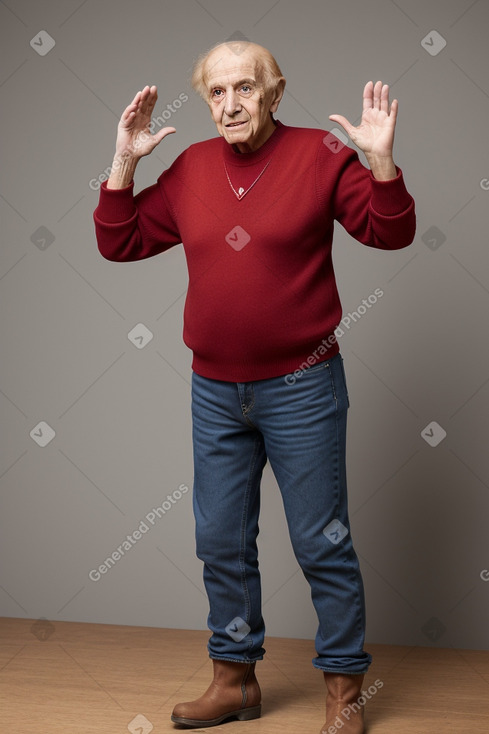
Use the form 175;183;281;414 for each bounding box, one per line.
224;160;271;201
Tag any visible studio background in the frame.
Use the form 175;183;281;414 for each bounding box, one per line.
1;0;488;651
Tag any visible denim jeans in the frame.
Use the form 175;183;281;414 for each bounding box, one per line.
191;353;372;674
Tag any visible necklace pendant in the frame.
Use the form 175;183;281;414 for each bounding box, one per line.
224;159;271;201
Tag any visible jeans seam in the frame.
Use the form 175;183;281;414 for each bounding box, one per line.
239;433;262;650
331;359;365;652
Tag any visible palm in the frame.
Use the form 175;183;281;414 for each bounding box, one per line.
115;85;175;159
329;81;397;158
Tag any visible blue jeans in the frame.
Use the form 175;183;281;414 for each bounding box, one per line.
191;353;372;674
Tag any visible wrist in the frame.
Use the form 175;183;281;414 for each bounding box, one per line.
364;153;397;181
107;151;140;189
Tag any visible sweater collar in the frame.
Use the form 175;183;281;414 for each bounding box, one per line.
221;120;286;166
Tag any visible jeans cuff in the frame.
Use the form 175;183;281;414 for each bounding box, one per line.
312;662;372;674
209;654;264;664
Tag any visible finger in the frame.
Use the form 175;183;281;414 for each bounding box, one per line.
153;126;177;146
131;89;143;106
141;84;158;102
389;97;398;122
328;114;353;136
139;84;153;100
380;84;390;114
121;88;151;125
373;80;382;109
121;104;139;125
120;88;143;119
139;85;158;116
363;81;374;111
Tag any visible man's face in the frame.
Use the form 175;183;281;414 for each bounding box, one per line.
204;47;280;153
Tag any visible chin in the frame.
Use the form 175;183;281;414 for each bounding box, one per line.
224;133;250;146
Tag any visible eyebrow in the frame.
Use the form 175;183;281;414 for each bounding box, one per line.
209;77;256;90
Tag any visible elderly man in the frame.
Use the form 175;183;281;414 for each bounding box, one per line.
94;40;415;734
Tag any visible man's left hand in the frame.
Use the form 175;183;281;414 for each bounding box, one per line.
329;81;398;180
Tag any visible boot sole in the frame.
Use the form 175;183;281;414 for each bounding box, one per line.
171;704;261;728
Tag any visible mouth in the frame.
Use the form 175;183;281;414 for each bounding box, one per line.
225;120;248;128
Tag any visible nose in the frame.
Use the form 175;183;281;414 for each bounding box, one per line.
224;88;241;117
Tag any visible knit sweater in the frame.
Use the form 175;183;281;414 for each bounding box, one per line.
94;121;416;381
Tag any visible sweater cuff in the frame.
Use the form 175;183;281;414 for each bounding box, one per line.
369;167;413;216
96;180;137;223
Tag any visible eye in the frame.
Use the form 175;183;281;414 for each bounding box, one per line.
211;89;224;99
240;85;252;94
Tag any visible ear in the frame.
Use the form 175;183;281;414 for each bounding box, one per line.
269;77;286;113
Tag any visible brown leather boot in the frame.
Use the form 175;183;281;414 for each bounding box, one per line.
171;660;261;727
319;673;365;734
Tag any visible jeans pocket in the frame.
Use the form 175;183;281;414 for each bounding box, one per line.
300;359;330;376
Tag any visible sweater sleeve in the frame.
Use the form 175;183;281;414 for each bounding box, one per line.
319;141;416;250
93;176;181;262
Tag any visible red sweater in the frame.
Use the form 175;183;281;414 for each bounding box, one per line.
94;121;415;381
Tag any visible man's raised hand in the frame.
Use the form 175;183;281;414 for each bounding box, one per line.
329;81;398;180
115;85;176;159
107;85;175;189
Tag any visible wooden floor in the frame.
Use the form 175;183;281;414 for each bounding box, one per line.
1;618;488;733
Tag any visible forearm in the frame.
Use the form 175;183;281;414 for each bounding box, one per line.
364;153;397;181
106;153;140;189
94;174;182;262
330;145;416;250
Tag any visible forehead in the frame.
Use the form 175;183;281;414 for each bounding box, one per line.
204;48;263;88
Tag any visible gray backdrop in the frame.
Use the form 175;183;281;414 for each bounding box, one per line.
1;0;488;651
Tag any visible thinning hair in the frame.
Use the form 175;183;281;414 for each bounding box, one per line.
191;41;285;101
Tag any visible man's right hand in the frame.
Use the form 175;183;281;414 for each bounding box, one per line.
107;85;176;189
